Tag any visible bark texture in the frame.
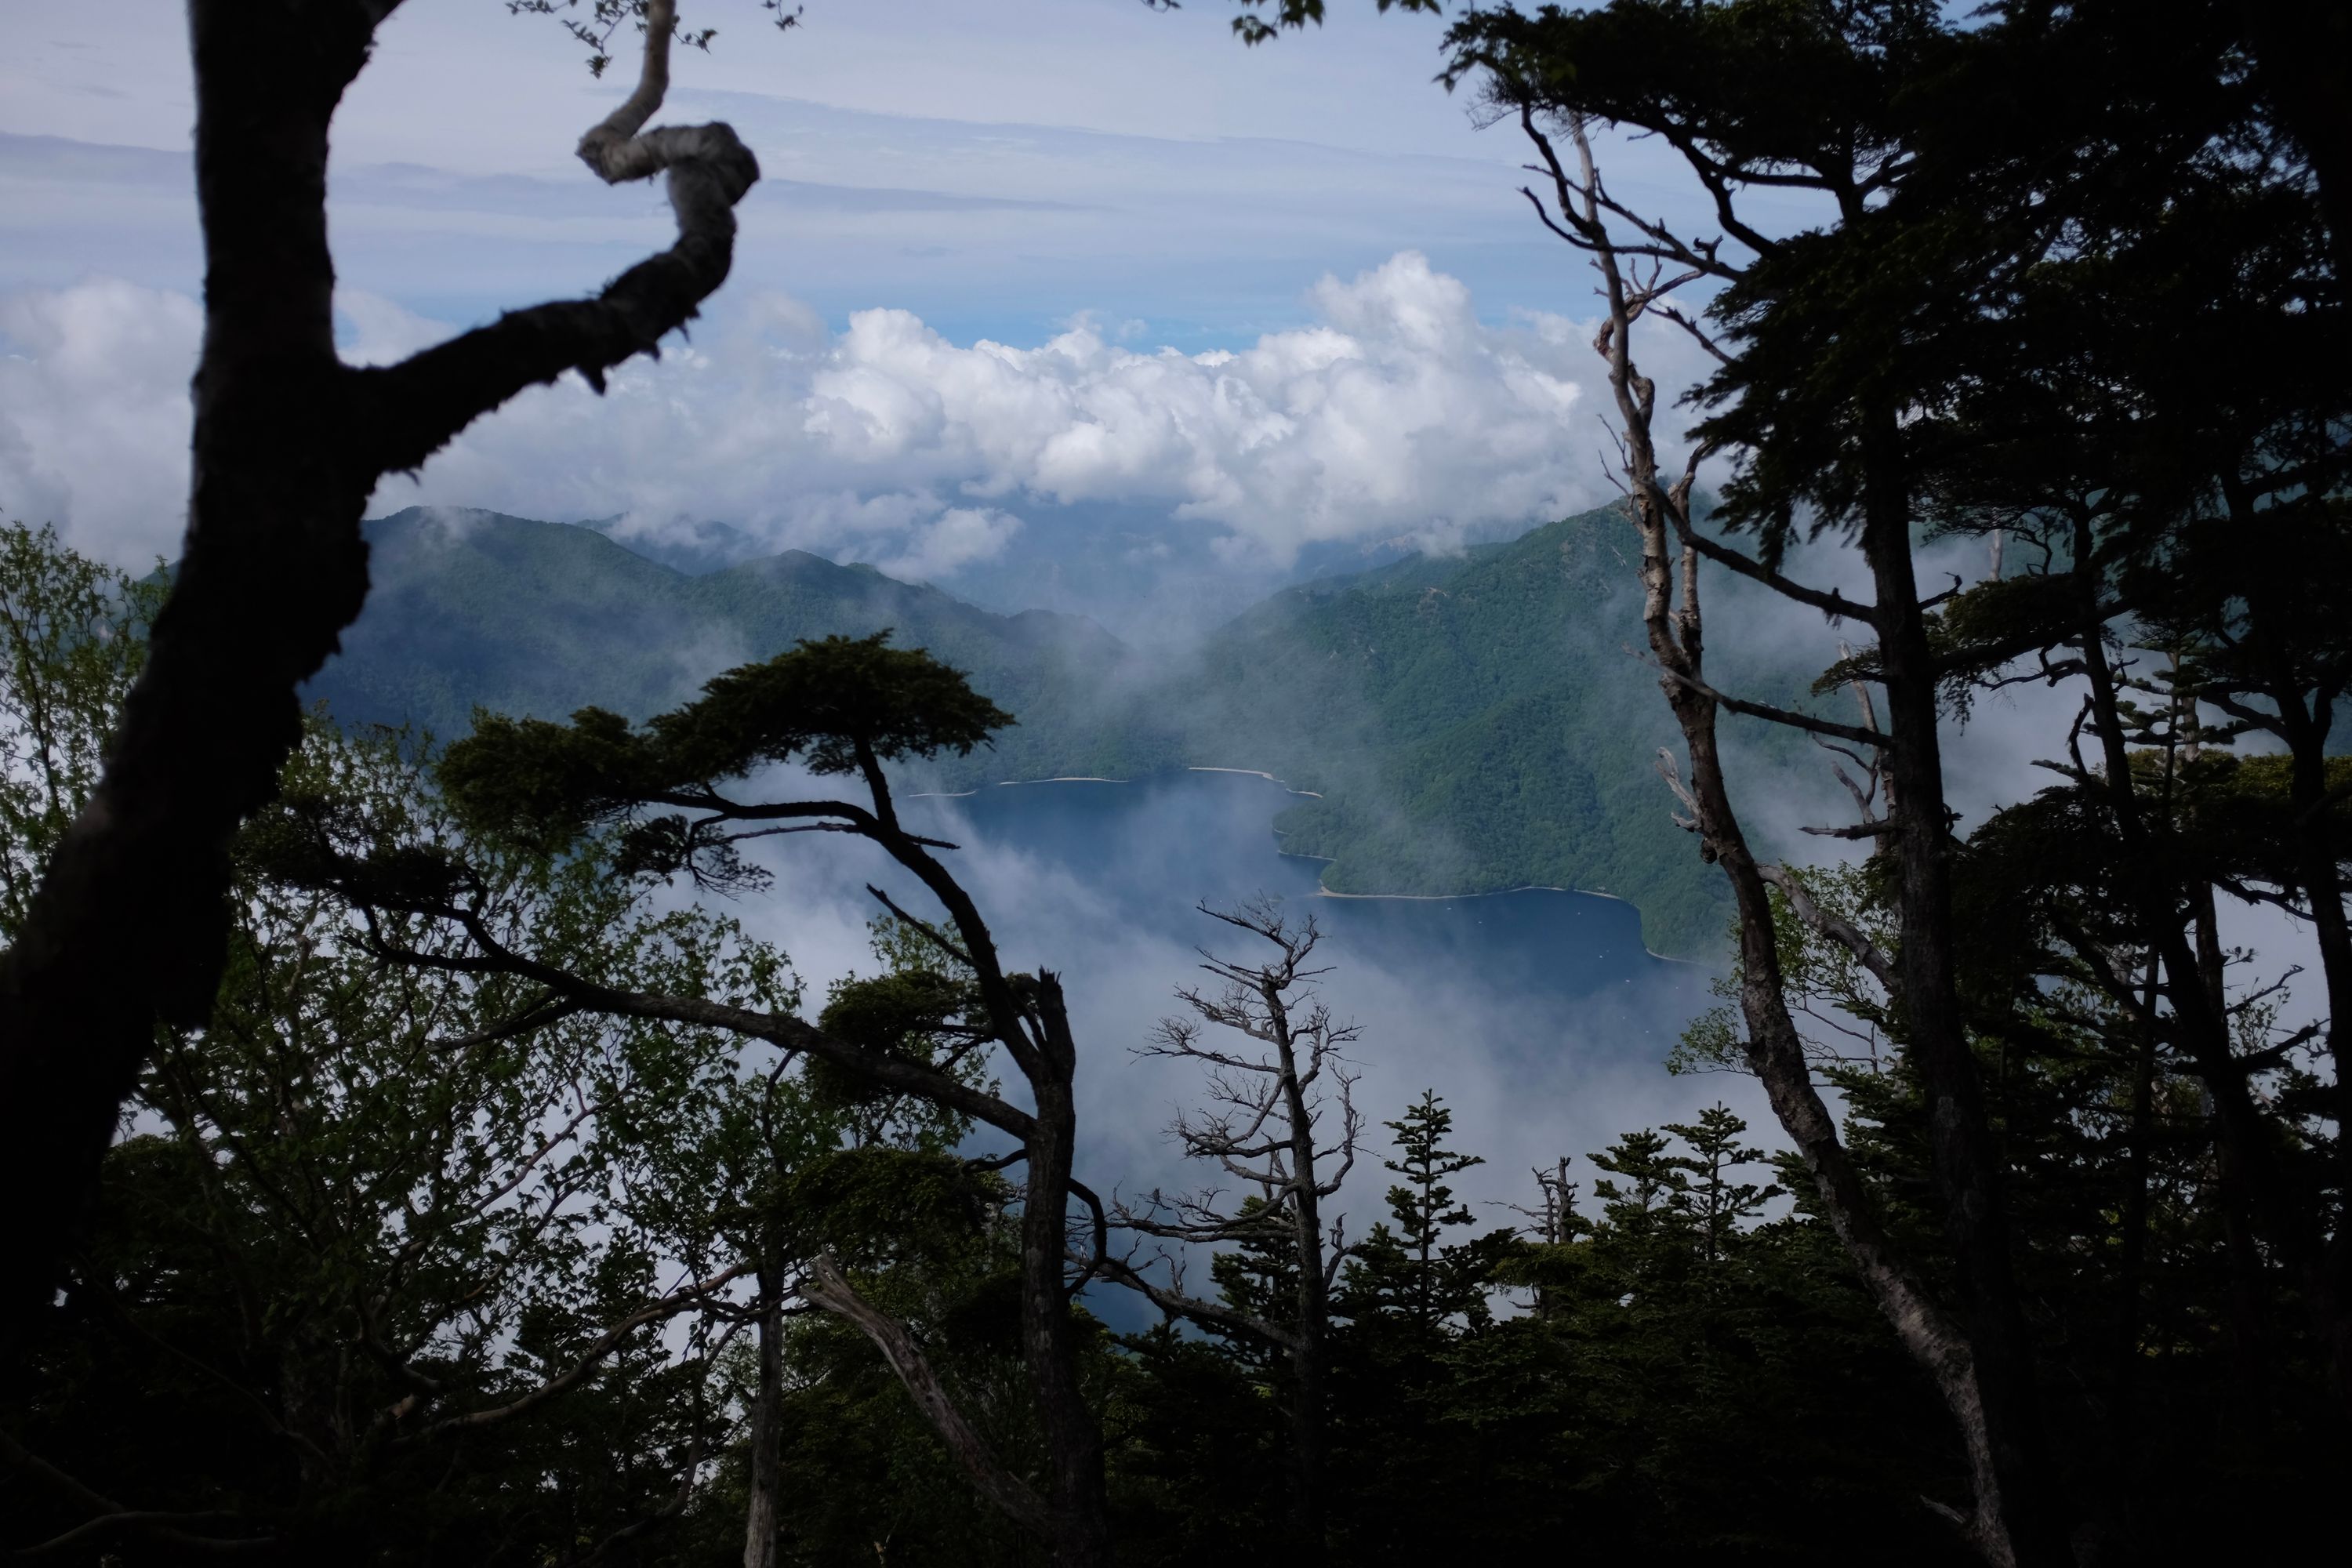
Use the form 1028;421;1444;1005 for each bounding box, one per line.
0;0;759;1340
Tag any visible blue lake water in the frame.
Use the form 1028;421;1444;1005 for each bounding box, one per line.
876;767;1740;1322
898;768;1714;1077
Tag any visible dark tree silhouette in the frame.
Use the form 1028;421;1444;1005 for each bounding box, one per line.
1097;898;1363;1562
0;0;760;1338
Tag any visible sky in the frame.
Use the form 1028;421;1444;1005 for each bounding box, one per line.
2;0;2328;1278
0;0;1751;598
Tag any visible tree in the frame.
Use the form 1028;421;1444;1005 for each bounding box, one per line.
1436;5;2063;1557
2;527;804;1556
1343;1091;1511;1334
300;631;1116;1565
0;0;768;1339
1097;898;1363;1562
728;916;988;1568
1441;0;2347;1555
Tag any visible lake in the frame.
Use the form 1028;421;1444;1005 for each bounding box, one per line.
902;767;1711;1058
877;768;1735;1222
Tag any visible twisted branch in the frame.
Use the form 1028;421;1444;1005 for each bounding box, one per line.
361;0;761;468
801;1252;1054;1538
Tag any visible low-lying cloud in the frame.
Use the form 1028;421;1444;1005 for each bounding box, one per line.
1;253;1657;581
0;278;201;566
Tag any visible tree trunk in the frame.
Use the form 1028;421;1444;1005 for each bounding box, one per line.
1651;582;2020;1566
2112;955;2158;1436
1279;1010;1330;1563
0;0;381;1338
1021;987;1112;1568
743;1261;784;1568
0;0;758;1344
1858;447;2065;1566
2071;568;2299;1379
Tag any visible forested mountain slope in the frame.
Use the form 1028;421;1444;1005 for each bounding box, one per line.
310;506;1813;954
311;508;1163;783
1168;513;1749;954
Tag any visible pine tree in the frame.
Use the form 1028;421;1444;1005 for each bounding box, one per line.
1660;1105;1781;1277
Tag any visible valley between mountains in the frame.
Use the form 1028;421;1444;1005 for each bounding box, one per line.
312;504;1822;956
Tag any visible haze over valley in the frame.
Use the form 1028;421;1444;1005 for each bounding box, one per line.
4;3;2343;1562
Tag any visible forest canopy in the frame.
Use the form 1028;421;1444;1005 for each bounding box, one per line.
1;1;2347;1565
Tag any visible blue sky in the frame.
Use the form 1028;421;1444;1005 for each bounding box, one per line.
1;0;1737;592
6;1;1596;343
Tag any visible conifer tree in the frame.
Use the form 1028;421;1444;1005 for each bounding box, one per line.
1345;1091;1513;1334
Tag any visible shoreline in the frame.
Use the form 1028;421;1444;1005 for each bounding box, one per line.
1185;764;1324;799
1278;851;1703;966
909;764;1705;966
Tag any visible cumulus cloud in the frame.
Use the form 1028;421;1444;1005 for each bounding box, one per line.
872;505;1023;583
789;252;1595;559
0;255;1653;580
0;278;200;564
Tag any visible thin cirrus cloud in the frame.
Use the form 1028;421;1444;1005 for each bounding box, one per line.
1;2;1750;588
2;252;1631;581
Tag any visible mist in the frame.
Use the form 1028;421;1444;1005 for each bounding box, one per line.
705;766;1758;1305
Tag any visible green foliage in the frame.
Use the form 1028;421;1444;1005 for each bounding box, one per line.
9;712;797;1556
0;519;162;940
1342;1091;1513;1332
312;503;1825;955
670;630;1014;777
440;631;1014;848
808;967;980;1110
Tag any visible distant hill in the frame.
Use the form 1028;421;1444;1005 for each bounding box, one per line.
312;508;1167;785
311;506;1819;956
1130;509;1824;956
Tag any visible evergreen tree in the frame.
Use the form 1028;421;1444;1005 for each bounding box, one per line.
1350;1091;1498;1331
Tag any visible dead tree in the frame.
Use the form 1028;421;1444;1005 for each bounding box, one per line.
1494;97;2047;1568
0;0;762;1339
1093;897;1362;1563
1503;1157;1581;1322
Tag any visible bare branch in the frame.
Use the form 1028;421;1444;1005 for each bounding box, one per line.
1758;865;1900;995
1637;649;1896;749
360;0;760;470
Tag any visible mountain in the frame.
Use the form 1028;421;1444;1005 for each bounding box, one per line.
1126;510;1825;956
1156;519;1725;953
578;516;763;576
313;508;1161;784
311;506;1817;956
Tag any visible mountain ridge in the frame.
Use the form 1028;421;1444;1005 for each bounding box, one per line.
307;505;1795;955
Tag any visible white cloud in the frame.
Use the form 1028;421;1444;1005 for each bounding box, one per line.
383;250;1621;569
0;254;1658;578
0;278;199;564
335;289;452;368
872;505;1023;583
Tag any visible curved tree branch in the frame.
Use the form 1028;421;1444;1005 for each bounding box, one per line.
361;0;760;468
0;0;767;1340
